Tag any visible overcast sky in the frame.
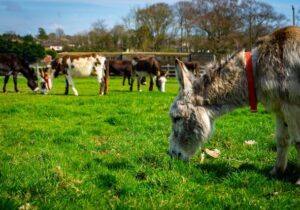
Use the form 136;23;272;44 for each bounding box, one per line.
0;0;299;36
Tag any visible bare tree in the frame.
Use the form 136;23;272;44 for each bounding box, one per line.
173;1;195;52
88;19;114;51
241;0;287;49
297;8;300;25
135;3;174;51
111;24;129;51
55;27;65;39
122;8;138;30
91;19;107;34
192;0;243;59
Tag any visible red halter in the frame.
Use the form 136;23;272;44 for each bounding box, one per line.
245;52;257;112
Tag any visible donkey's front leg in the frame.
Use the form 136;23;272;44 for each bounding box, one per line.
130;74;135;91
13;73;19;92
270;115;290;176
137;75;142;92
296;143;300;185
3;75;10;93
64;77;69;95
149;75;154;91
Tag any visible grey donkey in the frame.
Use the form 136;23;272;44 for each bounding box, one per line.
169;26;300;184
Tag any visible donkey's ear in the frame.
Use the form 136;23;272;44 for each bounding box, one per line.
175;58;193;91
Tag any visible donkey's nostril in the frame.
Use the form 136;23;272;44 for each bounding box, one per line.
178;152;182;157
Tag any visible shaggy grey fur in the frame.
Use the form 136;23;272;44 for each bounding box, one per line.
169;26;300;184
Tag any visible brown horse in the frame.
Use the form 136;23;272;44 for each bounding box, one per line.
0;53;39;93
107;60;132;86
130;56;167;92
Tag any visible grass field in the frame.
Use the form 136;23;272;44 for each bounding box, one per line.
0;76;300;209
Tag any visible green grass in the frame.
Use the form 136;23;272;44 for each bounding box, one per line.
0;76;300;209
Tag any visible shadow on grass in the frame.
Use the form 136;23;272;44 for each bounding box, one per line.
193;161;299;185
46;93;104;97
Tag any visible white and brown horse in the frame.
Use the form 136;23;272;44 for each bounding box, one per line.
0;53;39;93
41;53;107;95
169;26;300;184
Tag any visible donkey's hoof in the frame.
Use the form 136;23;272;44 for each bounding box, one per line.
270;167;277;176
296;178;300;185
270;167;284;176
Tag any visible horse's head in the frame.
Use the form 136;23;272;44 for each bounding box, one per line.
94;55;106;79
156;70;168;92
39;58;61;94
21;61;39;92
169;59;213;160
39;65;54;94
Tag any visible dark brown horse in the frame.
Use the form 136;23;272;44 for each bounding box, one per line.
0;53;39;93
107;60;132;86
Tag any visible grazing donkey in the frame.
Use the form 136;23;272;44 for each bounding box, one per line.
0;53;39;93
169;26;300;184
130;56;167;92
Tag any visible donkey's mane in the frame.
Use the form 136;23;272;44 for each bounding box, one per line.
193;50;243;96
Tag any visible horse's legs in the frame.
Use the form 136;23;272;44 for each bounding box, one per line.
122;74;126;86
137;75;142;92
127;74;131;86
130;73;135;91
64;77;69;95
97;69;109;95
149;75;154;91
3;75;9;93
13;73;18;92
99;81;105;95
66;75;78;96
270;114;290;176
97;72;105;95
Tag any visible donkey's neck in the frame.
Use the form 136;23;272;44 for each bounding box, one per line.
20;69;30;79
204;53;251;118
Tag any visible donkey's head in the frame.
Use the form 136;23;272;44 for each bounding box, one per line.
169;59;213;160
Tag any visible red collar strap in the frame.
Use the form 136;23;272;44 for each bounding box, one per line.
244;52;257;112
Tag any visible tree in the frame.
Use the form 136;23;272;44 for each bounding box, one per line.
55;27;65;39
192;0;243;58
240;0;287;49
123;8;138;30
135;3;174;51
91;19;107;34
0;34;45;63
173;1;195;52
111;24;129;51
135;25;152;51
37;27;48;40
